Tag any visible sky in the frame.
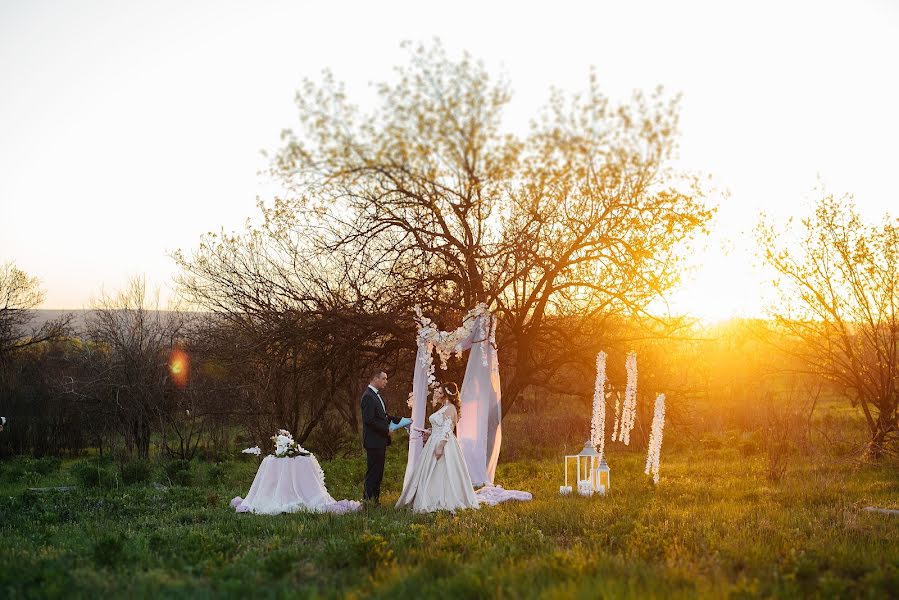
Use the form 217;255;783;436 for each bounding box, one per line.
1;0;897;320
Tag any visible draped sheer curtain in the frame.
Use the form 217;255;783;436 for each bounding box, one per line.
403;310;502;489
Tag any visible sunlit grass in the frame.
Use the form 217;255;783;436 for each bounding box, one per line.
1;441;897;599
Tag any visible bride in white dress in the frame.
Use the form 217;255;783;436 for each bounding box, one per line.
395;383;480;513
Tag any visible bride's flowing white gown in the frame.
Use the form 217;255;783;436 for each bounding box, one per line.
396;405;480;513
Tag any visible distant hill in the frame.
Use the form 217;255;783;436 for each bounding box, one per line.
26;309;205;333
27;310;89;331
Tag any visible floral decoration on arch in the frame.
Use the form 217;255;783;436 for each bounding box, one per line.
408;303;495;408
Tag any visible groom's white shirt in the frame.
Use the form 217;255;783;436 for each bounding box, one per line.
368;384;386;413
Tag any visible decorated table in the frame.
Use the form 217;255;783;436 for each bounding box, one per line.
231;454;360;515
231;430;360;515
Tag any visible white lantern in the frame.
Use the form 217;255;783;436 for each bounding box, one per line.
594;458;610;494
562;440;607;496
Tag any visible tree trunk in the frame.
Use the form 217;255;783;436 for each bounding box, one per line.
866;427;887;460
865;411;896;461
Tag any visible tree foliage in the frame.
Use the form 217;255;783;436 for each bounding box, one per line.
758;192;899;457
0;261;70;364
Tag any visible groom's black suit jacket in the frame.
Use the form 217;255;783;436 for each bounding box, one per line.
361;386;401;449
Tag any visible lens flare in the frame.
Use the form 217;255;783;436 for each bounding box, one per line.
169;348;190;388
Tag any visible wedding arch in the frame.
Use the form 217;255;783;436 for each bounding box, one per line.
404;304;502;489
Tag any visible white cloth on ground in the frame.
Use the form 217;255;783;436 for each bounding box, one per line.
475;485;533;506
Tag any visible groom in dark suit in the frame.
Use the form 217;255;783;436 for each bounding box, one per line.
361;370;403;505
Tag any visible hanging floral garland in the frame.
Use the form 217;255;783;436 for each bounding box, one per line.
645;393;666;484
618;351;638;445
411;303;492;391
591;351;607;458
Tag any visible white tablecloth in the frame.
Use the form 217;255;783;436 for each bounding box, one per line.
230;455;360;515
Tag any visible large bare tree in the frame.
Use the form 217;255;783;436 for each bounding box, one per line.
176;41;713;418
758;192;899;458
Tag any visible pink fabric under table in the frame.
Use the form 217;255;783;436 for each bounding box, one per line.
230;455;361;515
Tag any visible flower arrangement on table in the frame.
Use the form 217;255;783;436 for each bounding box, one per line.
271;429;310;457
232;428;360;515
242;429;310;458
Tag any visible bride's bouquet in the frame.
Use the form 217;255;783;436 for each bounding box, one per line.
270;429;310;458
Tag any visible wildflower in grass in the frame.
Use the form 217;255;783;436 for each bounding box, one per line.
591;351;607;458
645;393;666;484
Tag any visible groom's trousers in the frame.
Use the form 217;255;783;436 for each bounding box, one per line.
363;447;386;503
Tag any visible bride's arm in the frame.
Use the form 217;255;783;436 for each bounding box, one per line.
434;407;457;460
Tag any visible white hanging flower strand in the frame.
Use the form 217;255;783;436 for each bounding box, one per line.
591;351;607;459
645;393;666;484
619;351;638;445
611;392;621;442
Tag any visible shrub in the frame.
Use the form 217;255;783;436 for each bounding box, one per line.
72;459;118;488
163;459;194;486
305;417;357;460
119;461;153;485
205;461;227;484
30;457;62;475
0;458;26;482
0;456;62;482
766;438;792;482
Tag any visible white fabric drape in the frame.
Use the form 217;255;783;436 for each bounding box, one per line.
405;311;502;488
457;314;502;486
403;341;432;491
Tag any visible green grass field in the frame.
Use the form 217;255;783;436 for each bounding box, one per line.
2;440;898;599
